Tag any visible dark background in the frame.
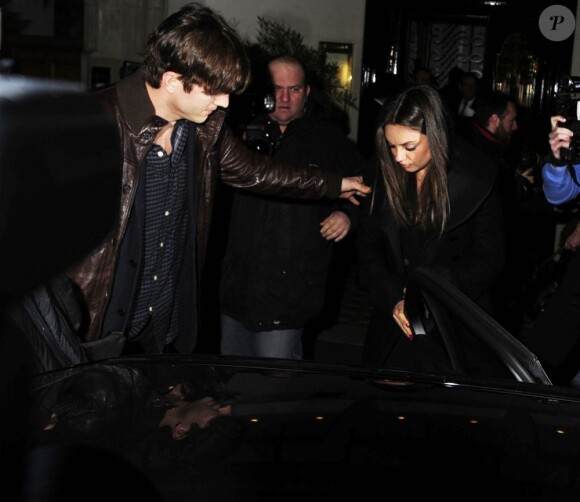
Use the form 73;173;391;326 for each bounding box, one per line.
357;0;576;158
1;0;576;157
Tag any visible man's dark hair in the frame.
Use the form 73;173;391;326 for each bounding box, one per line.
473;90;517;128
142;2;251;95
267;55;309;86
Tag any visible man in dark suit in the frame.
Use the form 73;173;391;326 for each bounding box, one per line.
457;71;480;119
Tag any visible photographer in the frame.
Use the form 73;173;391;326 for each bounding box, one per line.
219;55;368;359
542;115;580;204
521;113;580;386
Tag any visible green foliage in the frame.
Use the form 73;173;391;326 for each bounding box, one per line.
245;17;357;110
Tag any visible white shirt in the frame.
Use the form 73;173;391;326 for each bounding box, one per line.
458;98;475;117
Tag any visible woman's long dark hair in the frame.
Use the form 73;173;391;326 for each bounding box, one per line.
375;85;452;233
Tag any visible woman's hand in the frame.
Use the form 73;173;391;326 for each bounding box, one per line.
392;298;413;340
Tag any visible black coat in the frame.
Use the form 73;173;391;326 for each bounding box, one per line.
220;106;367;331
356;135;506;365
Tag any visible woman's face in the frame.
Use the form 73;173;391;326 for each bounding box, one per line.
384;124;432;178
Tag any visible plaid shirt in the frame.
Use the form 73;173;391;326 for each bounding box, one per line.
128;120;190;349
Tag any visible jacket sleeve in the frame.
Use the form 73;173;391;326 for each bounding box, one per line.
50;365;150;433
542;161;580;205
216;125;342;199
329;142;372;232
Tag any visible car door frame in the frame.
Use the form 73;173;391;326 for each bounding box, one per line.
404;266;552;385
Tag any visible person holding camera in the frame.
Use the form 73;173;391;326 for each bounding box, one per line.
542;115;580;204
520;114;580;386
219;55;368;359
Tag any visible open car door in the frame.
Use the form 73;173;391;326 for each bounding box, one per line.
404;266;551;385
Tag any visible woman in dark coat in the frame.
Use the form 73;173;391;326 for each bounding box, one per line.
356;85;505;368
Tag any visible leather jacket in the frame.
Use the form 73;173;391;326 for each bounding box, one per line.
67;70;342;342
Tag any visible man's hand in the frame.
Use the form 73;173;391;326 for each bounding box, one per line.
340;176;371;206
549;115;573;159
320;211;351;242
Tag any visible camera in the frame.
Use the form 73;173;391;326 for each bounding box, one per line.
243;94;279;155
555;75;580;162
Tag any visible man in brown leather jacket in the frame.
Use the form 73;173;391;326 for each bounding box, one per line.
66;3;369;357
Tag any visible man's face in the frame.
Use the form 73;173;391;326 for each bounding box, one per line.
460;76;478;101
495;101;518;143
269;61;310;127
168;76;229;123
